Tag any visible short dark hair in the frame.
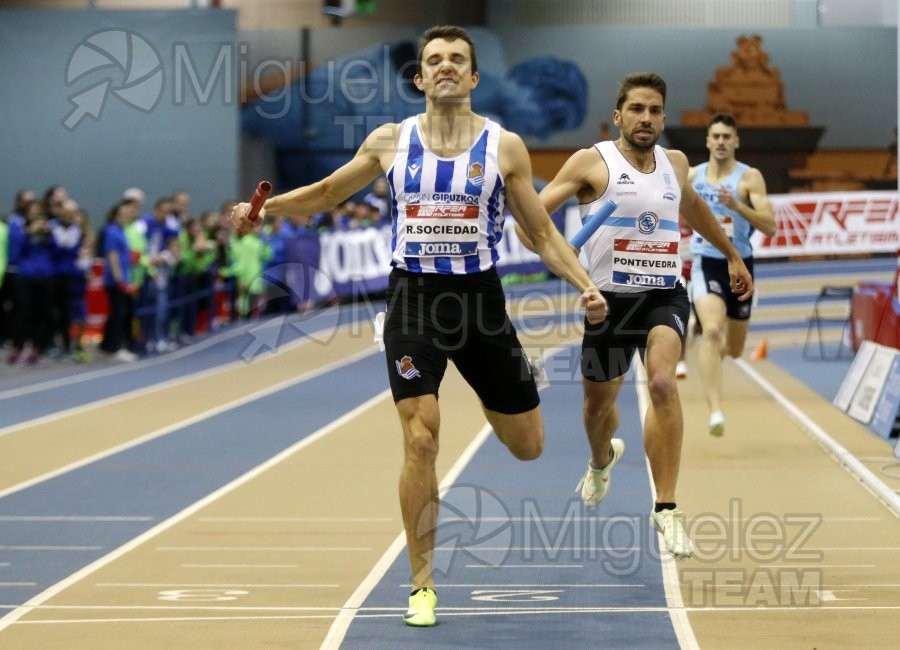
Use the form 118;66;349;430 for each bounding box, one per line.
417;25;478;75
708;112;738;130
616;72;667;110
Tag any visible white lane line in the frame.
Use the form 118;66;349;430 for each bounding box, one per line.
463;564;583;569
181;564;300;569
0;388;392;633
156;547;371;552
431;547;640;552
322;422;496;649
14;615;342;625
0;326;248;401
422;583;646;588
352;603;900;616
0;346;379;501
707;583;900;588
197;517;393;523
0;583;37;587
766;562;875;569
13;603;900;626
14;605;900;624
760;547;900;551
703;517;882;522
2;605;340;611
0;322;370;436
95;583;339;588
11;602;900;614
634;358;701;650
0;516;154;522
0;546;102;551
321;341;583;650
440;515;642;522
0;313;351;403
735;358;900;520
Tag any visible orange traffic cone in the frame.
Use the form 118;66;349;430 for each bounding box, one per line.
751;339;768;360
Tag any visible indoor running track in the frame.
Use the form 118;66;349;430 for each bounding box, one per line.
0;256;898;649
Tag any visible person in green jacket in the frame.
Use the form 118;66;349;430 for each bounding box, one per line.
229;222;271;318
177;217;217;335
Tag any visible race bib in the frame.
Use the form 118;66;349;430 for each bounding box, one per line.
403;203;480;257
697;216;734;247
720;216;734;239
611;239;680;289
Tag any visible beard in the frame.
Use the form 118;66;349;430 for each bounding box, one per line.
622;129;659;152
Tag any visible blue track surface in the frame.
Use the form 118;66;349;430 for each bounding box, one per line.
0;303;385;427
340;352;678;648
0;350;387;612
1;256;891;643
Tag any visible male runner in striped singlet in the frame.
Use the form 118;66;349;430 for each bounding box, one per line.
520;73;753;560
689;113;775;437
232;25;607;627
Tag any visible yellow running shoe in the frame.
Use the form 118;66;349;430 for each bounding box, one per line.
403;587;437;627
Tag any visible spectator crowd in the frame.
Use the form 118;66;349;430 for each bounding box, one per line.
0;179;391;365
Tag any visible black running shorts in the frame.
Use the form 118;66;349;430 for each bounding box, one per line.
691;255;755;320
581;284;691;382
383;267;540;414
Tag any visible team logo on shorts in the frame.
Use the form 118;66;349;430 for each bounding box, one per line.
467;162;485;186
395;355;422;380
673;313;685;335
709;280;722;294
637;211;659;234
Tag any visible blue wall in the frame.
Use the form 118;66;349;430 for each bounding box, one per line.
244;24;895;155
235;24;895;192
0;14;893;221
487;26;897;150
0;10;239;223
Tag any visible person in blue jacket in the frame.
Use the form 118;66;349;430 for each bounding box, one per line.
9;201;57;364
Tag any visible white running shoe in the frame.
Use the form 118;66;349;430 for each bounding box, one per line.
575;438;625;508
651;508;694;559
114;349;138;363
708;411;725;437
675;360;688;379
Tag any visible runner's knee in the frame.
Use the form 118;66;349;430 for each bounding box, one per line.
403;427;438;462
702;319;725;344
508;432;543;461
647;373;677;406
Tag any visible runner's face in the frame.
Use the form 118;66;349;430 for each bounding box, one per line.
706;123;739;163
614;87;665;151
416;38;478;100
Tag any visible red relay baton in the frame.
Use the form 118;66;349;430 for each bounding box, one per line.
247;180;272;222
